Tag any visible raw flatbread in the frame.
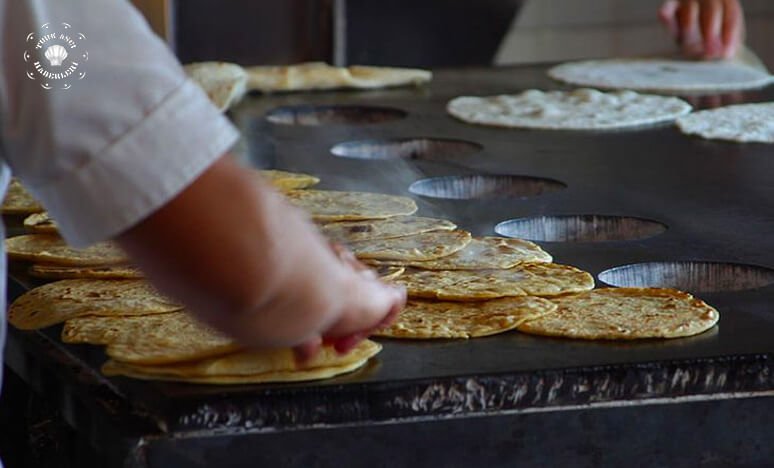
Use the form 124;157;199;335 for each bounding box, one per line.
28;264;144;280
101;340;382;384
6;234;128;266
8;279;182;330
349;230;471;261
394;263;594;301
321;216;457;243
2;178;43;215
447;89;691;130
246;62;431;93
260;169;320;191
375;297;557;339
374;265;405;281
517;288;719;340
23;212;58;234
366;237;552;270
676;102;774;143
184;62;247;112
62;311;239;365
286;190;418;221
548;59;773;94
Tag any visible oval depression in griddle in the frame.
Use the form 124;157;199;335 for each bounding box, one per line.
331;138;482;160
599;261;774;293
408;175;566;200
495;215;667;243
265;105;407;126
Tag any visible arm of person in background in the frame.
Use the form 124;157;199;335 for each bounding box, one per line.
0;0;404;361
659;0;745;59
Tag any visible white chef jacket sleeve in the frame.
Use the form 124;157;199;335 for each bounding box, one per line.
0;0;240;247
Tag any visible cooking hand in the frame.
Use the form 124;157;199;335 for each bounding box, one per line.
117;156;405;362
293;241;406;362
659;0;745;60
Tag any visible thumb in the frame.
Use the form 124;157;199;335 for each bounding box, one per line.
324;277;406;339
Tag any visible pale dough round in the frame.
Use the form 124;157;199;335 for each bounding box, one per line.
447;89;691;130
548;59;773;94
676;102;774;143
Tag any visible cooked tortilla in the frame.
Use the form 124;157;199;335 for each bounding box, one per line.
246;62;431;93
184;61;247;112
6;234;128;266
8;279;182;330
62;311;239;365
101;340;382;384
517;287;720;340
286;190;417;221
349;230;472;261
375;296;556;339
259;170;320;191
366;236;552;270
2;178;43;215
394;263;594;301
321;216;456;244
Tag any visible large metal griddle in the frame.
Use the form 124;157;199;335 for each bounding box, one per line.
6;64;774;467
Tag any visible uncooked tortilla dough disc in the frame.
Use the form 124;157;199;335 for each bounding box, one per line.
548;59;773;94
676;102;774;143
517;288;719;340
447;89;691;130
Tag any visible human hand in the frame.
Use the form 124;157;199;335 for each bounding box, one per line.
293;241;405;362
117;156;405;363
659;0;745;60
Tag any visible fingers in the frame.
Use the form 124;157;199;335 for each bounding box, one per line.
323;294;405;355
677;0;703;57
659;0;681;39
669;0;745;59
329;240;377;279
720;0;744;58
334;278;406;338
699;0;724;58
293;335;322;364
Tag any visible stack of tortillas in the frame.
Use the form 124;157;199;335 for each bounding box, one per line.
11;170;320;281
7;278;381;384
278;185;719;342
5;173;403;385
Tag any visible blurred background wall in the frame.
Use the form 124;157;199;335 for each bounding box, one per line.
130;0;774;68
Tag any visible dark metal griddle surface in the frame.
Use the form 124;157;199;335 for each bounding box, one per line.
6;64;774;466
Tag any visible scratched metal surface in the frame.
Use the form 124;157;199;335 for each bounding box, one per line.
6;64;774;451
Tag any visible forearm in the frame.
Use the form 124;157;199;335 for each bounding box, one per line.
117;156;346;347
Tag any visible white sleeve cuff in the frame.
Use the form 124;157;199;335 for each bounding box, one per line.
36;79;240;248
